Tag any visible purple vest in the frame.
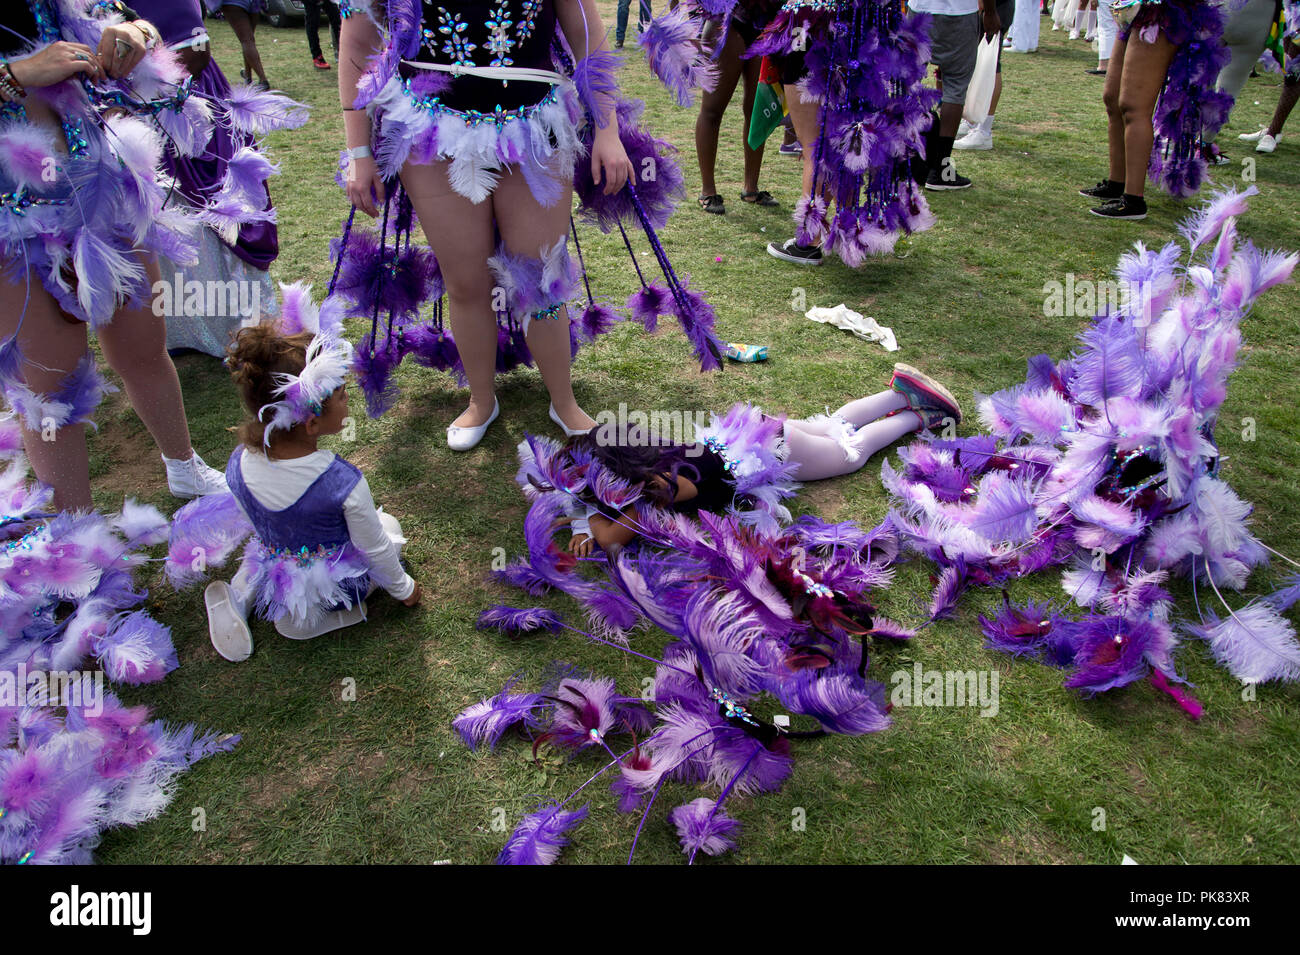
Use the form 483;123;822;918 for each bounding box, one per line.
226;449;362;553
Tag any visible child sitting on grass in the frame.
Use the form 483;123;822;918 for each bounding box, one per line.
168;287;421;661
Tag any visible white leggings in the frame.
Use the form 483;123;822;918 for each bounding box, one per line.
781;391;922;482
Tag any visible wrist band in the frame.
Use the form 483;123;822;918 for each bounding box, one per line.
347;145;372;160
0;60;25;100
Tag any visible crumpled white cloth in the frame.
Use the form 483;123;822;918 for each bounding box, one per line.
804;304;899;352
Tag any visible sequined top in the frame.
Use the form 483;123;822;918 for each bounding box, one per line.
407;0;560;111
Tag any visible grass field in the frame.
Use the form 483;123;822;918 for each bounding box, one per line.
93;8;1300;864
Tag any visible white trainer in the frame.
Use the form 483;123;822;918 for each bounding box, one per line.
1238;127;1269;142
446;398;499;451
165;450;228;499
954;128;993;151
956;118;973;138
1256;133;1280;154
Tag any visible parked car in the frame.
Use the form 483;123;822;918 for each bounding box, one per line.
264;0;307;27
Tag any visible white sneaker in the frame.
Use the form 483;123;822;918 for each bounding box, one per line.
205;581;253;662
1238;127;1269;142
957;118;973;138
165;450;228;499
954;128;993;151
1256;133;1280;153
446;398;499;451
1069;29;1079;39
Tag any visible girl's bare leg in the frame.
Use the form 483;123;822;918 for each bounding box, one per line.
399;159;499;428
224;7;268;86
1116;28;1175;196
1102;33;1128;182
0;268;94;510
97;256;195;462
492;168;594;433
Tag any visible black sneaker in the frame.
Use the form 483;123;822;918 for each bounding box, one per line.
1089;196;1147;220
767;238;823;265
925;167;972;190
1079;179;1123;199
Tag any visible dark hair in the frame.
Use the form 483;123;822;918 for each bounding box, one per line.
566;434;702;509
226;325;315;451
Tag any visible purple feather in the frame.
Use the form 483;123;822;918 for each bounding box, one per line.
496;801;589;865
453;682;545;750
224;85;310;136
639;9;719;107
97;612;179;685
669;797;741;857
572;49;623;127
775;670;891;735
475;604;563;635
490;559;554;596
928;562;968;621
166;491;254;588
1187;602;1300;685
627;283;674;333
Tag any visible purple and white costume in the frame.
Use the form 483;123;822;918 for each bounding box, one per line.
0;0;305;430
169;448;413;632
1112;0;1233;197
333;0;723;416
741;0;940;262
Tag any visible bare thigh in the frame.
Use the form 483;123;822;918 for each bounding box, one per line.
491;163;573;256
398;159;497;297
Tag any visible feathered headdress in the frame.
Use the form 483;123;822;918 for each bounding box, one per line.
255;284;353;443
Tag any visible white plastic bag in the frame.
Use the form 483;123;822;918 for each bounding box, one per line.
962;33;1001;126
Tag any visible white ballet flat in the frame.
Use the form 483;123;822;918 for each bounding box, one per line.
549;403;593;437
446;398;499;451
205;581;253;662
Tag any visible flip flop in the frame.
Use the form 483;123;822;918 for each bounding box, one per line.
698;194;725;214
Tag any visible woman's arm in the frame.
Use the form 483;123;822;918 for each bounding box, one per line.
588;506;643;551
338;14;386;216
555;0;635;194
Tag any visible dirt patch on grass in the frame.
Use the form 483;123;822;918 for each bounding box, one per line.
983;826;1084;864
246;746;390;811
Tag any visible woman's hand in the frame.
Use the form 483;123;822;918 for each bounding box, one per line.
590;123;635;196
569;533;595;557
346;153;386;217
401;581;423;607
7;41;105;88
97;22;150;80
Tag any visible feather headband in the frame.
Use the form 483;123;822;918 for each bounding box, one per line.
255;283;353;443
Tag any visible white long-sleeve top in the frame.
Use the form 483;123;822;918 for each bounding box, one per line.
233;448;415;602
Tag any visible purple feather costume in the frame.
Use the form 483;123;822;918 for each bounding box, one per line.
883;188;1299;711
1116;0;1233;198
1;1;307;421
0;423;238;864
743;0;940;261
333;0;723;416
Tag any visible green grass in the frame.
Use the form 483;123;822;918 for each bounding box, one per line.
95;11;1300;864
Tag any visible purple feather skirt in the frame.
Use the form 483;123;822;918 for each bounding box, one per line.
1121;0;1233;198
0;102;199;329
366;73;584;207
748;1;940;264
694;403;802;534
238;538;372;627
